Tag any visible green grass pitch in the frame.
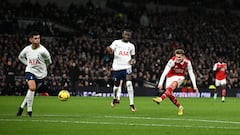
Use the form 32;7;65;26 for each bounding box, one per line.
0;96;240;135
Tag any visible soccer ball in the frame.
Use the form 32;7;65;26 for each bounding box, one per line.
58;90;70;101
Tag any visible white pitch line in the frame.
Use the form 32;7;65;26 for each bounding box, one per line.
1;113;240;125
104;115;240;125
0;118;240;130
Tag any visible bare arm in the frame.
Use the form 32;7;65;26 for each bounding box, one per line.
106;46;113;54
129;55;136;65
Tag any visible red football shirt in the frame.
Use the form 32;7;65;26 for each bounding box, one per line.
213;62;227;80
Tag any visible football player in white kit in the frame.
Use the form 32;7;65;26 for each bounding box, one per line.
106;29;136;112
16;31;52;117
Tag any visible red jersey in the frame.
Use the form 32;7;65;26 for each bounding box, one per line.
213;62;227;80
167;56;190;77
158;56;197;88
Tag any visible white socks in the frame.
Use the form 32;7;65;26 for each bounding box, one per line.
126;81;134;105
112;81;134;105
113;86;118;99
116;87;122;100
113;85;122;100
213;93;217;99
21;89;35;112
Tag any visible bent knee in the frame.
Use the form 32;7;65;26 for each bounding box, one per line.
126;81;132;87
28;86;36;91
28;80;36;91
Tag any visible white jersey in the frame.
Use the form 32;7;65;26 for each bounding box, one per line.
110;39;135;71
18;44;52;79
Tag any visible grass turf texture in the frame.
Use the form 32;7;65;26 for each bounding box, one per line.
0;96;240;135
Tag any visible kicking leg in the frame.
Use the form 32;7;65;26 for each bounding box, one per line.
153;81;178;104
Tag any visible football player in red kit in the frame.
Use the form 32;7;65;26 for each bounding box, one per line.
153;49;199;115
213;57;227;102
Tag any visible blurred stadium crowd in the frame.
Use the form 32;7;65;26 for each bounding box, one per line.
0;0;240;96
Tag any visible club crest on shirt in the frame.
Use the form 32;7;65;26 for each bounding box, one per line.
173;64;187;74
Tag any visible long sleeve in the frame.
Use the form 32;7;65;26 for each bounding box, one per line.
41;47;52;66
18;49;27;65
158;60;173;86
188;61;197;88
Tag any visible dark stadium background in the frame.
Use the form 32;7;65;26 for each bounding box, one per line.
1;0;240;97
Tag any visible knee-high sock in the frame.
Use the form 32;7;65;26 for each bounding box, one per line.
213;88;218;99
20;90;31;108
126;81;134;105
160;87;173;101
113;86;118;99
116;86;122;100
26;90;35;112
222;89;226;97
169;95;181;108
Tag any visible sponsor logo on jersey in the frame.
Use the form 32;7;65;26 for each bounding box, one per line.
29;59;41;65
118;51;129;56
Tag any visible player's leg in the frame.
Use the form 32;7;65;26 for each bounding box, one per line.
111;79;120;107
126;70;136;112
153;78;178;104
153;76;184;115
221;80;227;102
168;94;184;115
16;80;36;117
16;72;36;117
169;94;181;108
214;86;220;100
16;94;27;116
221;86;226;102
116;80;123;101
161;82;177;100
25;80;37;117
170;78;184;115
213;88;218;99
214;80;220;100
112;72;119;100
167;79;184;115
111;71;122;107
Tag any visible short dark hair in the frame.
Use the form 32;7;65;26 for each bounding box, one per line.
28;31;40;38
174;49;185;55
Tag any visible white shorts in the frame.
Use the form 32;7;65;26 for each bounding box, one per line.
165;76;185;89
215;79;226;87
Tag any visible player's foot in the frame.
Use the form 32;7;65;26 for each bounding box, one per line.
16;107;23;116
111;99;120;107
152;97;162;104
178;106;184;116
130;104;136;112
27;111;32;117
